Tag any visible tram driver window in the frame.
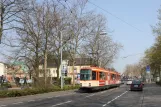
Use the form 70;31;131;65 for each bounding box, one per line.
92;71;96;80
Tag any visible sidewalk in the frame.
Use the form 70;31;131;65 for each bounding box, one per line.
142;83;161;107
0;89;77;105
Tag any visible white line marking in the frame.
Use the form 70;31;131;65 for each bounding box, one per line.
101;91;106;94
47;97;53;99
102;104;107;107
0;105;7;107
55;95;61;97
107;101;111;104
28;100;35;102
85;94;95;98
13;102;23;105
102;91;128;107
37;99;42;101
55;93;74;97
52;100;72;107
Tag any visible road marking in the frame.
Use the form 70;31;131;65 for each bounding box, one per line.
47;96;53;99
85;94;95;98
52;100;72;107
0;105;7;107
13;102;23;105
28;100;35;102
84;87;119;98
55;95;61;97
102;91;128;107
37;99;43;101
101;91;106;94
55;93;74;97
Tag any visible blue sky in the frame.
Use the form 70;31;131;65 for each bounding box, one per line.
0;0;160;73
87;0;161;73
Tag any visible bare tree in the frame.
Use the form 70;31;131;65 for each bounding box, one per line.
9;1;46;86
63;1;96;86
82;14;121;68
0;0;29;44
123;63;145;78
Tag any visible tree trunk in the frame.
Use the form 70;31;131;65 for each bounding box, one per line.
34;43;40;86
44;49;47;87
72;60;75;86
56;66;60;80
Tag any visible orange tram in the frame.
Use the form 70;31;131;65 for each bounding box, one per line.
79;66;121;91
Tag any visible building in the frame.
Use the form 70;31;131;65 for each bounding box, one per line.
6;65;29;82
0;62;7;77
39;58;93;83
0;61;30;83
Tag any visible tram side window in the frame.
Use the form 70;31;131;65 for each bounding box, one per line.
92;71;96;80
99;72;106;80
111;74;116;80
118;75;120;80
107;73;110;80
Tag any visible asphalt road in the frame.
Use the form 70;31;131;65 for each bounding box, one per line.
0;83;161;107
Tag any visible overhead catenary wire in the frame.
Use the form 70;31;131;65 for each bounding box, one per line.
121;53;144;59
87;1;143;32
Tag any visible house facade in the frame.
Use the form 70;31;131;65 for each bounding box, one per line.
0;62;7;76
39;58;93;84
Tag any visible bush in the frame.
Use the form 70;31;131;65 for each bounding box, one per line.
0;85;80;98
64;77;72;85
52;77;72;85
1;82;12;88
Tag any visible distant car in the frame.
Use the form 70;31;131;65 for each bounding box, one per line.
130;80;143;91
126;80;132;85
120;80;124;84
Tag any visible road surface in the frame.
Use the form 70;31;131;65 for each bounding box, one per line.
0;83;161;107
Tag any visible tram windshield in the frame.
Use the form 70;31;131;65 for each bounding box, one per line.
80;69;91;80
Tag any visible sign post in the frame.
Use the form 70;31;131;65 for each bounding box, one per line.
146;65;151;83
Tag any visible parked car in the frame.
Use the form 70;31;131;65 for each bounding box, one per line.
130;80;143;91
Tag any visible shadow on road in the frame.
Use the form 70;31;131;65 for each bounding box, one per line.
74;86;119;93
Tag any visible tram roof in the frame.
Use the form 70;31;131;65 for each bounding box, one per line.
81;66;120;74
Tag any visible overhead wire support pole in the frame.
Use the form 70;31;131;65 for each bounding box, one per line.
60;31;63;89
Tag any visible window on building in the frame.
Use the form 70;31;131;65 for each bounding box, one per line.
92;71;96;80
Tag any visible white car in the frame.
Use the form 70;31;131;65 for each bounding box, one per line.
126;80;132;85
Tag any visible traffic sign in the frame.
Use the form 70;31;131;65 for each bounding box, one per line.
146;65;150;73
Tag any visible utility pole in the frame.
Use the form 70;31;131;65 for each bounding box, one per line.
60;31;63;89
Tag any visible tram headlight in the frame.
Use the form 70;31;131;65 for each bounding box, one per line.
80;83;82;87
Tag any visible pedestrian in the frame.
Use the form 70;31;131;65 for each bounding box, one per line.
0;76;1;84
1;75;4;83
24;77;27;86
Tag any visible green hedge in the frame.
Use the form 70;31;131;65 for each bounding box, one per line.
0;82;12;88
52;77;72;85
0;85;80;98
